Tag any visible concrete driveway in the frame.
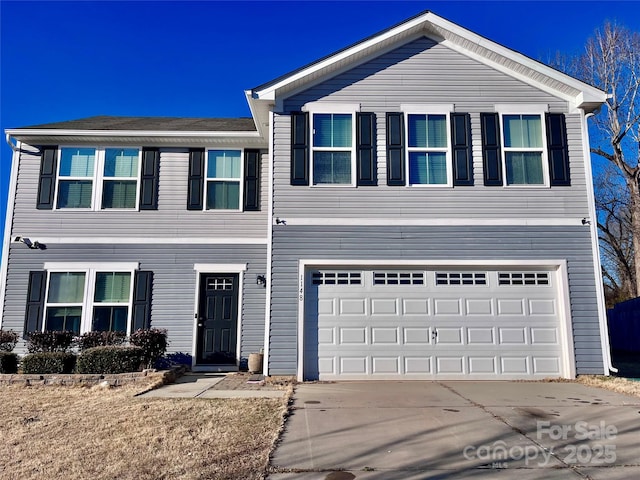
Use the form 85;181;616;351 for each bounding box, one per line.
269;381;640;479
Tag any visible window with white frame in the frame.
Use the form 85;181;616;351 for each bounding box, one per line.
43;266;135;334
501;114;545;185
312;113;354;185
206;149;242;210
407;113;450;185
56;147;141;209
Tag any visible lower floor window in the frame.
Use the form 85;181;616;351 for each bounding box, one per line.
44;268;134;334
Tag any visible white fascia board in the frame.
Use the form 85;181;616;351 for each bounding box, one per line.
5;128;261;139
429;15;607;106
254;10;605;108
253;13;431;100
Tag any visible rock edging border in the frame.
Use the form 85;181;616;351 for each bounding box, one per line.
0;365;187;387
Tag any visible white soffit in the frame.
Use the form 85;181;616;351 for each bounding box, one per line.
250;11;606;110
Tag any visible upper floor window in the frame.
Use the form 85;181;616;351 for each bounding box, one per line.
56;147;141;209
206;150;241;210
312;113;354;185
407;113;450;185
43;264;136;335
502;114;545;185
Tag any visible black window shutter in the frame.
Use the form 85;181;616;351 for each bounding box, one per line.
480;113;503;186
291;112;309;185
36;146;58;209
386;113;405;186
356;112;377;186
187;148;205;210
546;113;570;186
24;271;46;334
243;149;261;211
140;148;160;210
451;113;473;186
131;271;153;331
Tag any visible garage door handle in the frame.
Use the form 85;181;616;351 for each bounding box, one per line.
432;330;437;339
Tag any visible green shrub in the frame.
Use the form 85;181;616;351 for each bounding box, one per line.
75;331;127;351
26;331;75;353
0;330;18;352
76;346;144;374
0;352;18;373
21;352;76;374
129;328;168;368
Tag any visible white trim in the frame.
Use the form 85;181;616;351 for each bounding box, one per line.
5;128;262;138
297;258;575;381
54;146;143;211
307;110;357;187
556;261;577;378
271;217;589;227
19;237;268;245
193;263;247;273
404;111;453;187
44;262;139;271
263;109;275;376
42;266;137;335
191;268;245;370
252;12;606;108
0;141;21;328
302;102;361;113
581;111;616;374
496;110;550;188
204;148;244;212
494;104;549;114
401;103;454;114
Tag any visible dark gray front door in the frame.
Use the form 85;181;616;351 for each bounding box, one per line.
196;273;239;365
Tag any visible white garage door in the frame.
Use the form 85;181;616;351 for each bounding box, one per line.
304;268;566;380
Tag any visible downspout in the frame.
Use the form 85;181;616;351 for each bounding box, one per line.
262;108;275;376
581;110;618;374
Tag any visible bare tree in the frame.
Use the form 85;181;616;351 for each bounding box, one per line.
595;166;635;305
563;22;640;300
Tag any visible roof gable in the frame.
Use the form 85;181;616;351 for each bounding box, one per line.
249;10;606;114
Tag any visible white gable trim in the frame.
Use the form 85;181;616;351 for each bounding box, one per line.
251;11;606;111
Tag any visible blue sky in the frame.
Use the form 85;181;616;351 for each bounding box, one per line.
1;0;640;247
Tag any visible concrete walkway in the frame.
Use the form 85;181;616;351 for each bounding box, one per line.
138;373;287;399
269;381;640;479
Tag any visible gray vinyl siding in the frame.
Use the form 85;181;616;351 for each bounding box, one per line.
273;37;590;219
269;225;604;376
2;243;267;360
10;147;268;239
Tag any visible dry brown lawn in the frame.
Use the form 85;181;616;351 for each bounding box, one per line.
577;375;640;397
0;381;289;480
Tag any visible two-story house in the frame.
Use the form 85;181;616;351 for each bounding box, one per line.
1;11;611;380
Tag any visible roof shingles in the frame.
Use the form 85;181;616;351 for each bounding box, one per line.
18;115;256;132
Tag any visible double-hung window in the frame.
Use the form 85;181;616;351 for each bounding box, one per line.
55;147;141;209
206;149;242;210
43;264;137;335
57;148;95;208
407;113;450;185
311;112;355;185
102;148;140;208
502;114;545;185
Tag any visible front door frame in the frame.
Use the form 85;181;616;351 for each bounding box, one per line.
193;263;246;370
